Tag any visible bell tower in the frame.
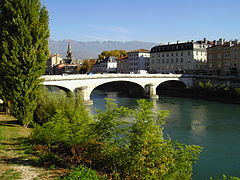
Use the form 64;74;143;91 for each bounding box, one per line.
66;41;72;59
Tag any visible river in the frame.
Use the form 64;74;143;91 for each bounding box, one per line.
89;89;240;180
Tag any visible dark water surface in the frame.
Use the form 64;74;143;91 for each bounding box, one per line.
89;89;240;180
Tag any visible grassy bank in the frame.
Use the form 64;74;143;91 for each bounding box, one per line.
0;113;64;179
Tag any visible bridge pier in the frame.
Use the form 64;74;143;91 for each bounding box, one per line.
75;86;93;105
145;83;159;99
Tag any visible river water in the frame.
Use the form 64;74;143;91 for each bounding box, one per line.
89;89;240;180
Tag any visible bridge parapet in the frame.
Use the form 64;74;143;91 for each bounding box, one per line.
42;74;186;81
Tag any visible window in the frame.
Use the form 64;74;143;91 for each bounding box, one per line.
162;54;165;57
181;52;183;56
208;54;212;59
176;52;178;56
224;61;230;66
162;59;165;63
176;58;178;63
181;58;183;63
171;59;173;63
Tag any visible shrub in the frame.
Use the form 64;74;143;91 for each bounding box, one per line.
210;175;240;180
62;165;102;180
32;90;93;147
32;95;202;179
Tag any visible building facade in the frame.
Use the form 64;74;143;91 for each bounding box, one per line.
149;40;212;74
207;39;240;76
128;49;150;73
116;56;129;73
92;56;117;73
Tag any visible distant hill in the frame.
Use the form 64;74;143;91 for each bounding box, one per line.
49;39;157;59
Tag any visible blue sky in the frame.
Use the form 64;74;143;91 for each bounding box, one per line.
41;0;240;43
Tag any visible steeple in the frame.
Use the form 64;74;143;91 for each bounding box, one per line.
66;41;72;59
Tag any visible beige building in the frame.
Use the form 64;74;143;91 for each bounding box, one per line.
116;56;129;73
47;54;63;67
150;39;212;74
207;39;240;76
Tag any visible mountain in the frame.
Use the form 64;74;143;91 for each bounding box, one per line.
49;39;157;59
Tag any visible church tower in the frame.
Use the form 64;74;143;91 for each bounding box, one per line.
66;41;72;60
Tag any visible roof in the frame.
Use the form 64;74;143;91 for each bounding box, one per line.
50;54;61;58
208;42;240;49
128;49;150;53
116;56;128;60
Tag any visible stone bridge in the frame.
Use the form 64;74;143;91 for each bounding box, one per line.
42;74;193;104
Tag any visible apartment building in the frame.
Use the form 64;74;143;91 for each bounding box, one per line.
92;56;117;73
116;56;129;73
207;38;240;76
128;49;150;73
149;39;212;74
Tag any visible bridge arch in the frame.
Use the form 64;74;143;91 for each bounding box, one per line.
44;85;72;94
156;80;187;95
75;80;146;102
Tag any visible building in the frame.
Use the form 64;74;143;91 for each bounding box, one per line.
128;49;150;73
45;54;63;74
46;41;78;75
92;56;117;73
116;56;129;73
207;38;240;76
149;39;212;74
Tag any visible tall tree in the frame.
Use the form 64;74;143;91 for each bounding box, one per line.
0;0;50;126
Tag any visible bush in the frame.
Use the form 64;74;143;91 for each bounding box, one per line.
32;94;202;179
62;165;102;180
32;89;93;147
210;175;240;180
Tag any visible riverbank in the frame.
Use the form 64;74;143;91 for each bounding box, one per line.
0;113;64;179
158;87;240;104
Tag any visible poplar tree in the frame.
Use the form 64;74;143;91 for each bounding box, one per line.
0;0;50;126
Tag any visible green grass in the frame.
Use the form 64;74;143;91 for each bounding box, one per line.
0;169;22;180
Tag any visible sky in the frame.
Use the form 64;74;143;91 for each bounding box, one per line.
40;0;240;43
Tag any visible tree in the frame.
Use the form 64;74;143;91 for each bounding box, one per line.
79;59;96;73
98;50;127;60
0;0;50;126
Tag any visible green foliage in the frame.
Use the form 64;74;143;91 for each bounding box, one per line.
119;100;202;179
62;165;102;180
0;169;22;179
32;97;202;179
210;175;240;180
0;0;50;126
198;81;213;89
32;90;93;147
234;88;240;96
98;50;127;60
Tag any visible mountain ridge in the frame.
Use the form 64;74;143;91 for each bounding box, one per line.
49;39;157;59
